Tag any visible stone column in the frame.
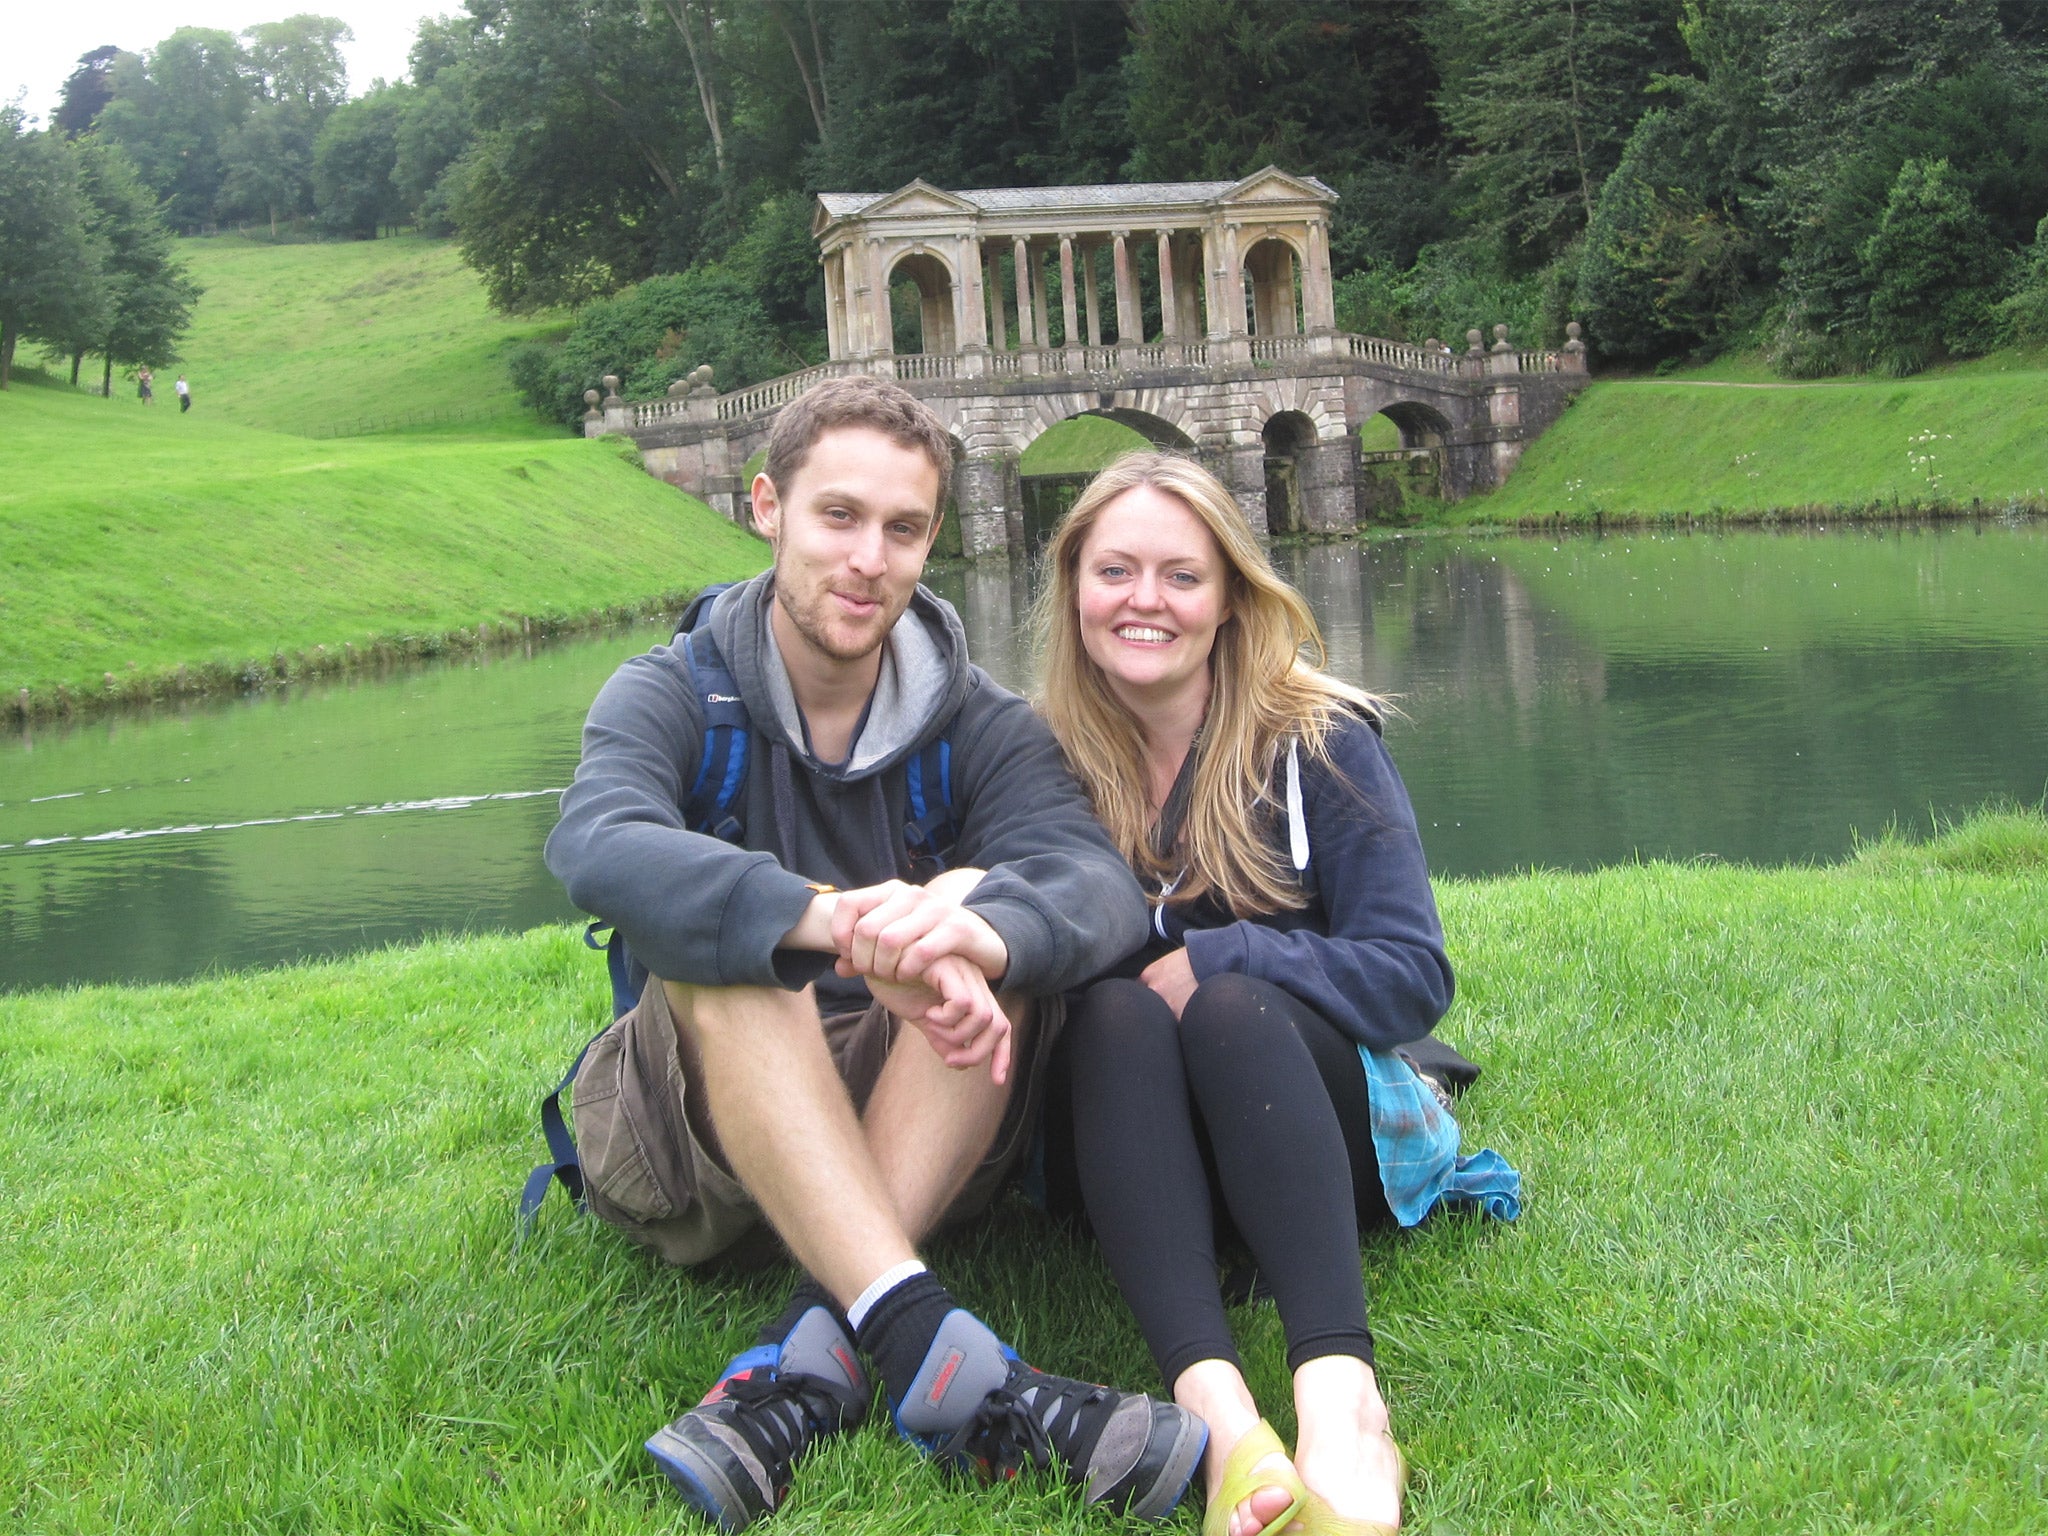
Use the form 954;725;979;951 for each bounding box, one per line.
1012;237;1034;352
1304;219;1337;331
1175;238;1203;340
1223;223;1246;336
601;375;629;434
1201;224;1225;338
986;246;1008;351
867;238;893;357
1213;440;1269;533
957;453;1019;556
957;236;987;350
1082;242;1103;347
1030;244;1052;349
1299;434;1360;533
823;249;846;359
1059;234;1080;353
1112;231;1139;343
1156;230;1179;339
1486;324;1524;488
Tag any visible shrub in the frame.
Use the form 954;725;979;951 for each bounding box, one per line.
512;266;792;425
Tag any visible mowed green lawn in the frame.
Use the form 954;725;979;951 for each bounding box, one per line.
170;234;568;438
1453;363;2048;522
3;813;2043;1535
0;382;766;703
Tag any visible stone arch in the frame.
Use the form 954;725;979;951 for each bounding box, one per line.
1011;391;1196;458
1086;407;1195;451
885;248;958;354
1372;400;1455;450
1243;235;1306;337
1261;409;1318;534
1357;400;1453;520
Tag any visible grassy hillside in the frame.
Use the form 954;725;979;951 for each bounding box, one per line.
3;809;2043;1534
1454;363;2048;522
168;234;566;438
0;381;766;710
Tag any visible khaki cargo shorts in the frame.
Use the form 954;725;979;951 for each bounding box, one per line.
569;976;1066;1268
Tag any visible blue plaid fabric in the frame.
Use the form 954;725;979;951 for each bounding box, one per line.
1360;1047;1521;1227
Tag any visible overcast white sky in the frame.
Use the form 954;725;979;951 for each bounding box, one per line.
3;1;452;123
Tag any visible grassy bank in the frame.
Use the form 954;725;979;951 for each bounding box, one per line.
1447;360;2048;524
3;812;2043;1534
162;234;565;439
0;381;766;716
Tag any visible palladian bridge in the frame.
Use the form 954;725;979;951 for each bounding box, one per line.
589;168;1589;554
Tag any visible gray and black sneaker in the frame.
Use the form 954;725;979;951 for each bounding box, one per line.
645;1305;868;1532
891;1309;1207;1521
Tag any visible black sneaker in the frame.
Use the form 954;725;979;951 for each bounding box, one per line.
645;1304;868;1532
890;1309;1207;1521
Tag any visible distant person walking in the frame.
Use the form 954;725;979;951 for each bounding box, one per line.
175;375;191;413
137;368;153;404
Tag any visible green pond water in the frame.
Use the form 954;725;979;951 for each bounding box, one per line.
4;522;2043;992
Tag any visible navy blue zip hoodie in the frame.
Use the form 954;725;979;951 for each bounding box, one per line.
1154;712;1454;1052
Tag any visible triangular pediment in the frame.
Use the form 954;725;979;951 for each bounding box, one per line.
859;179;982;219
1218;166;1336;206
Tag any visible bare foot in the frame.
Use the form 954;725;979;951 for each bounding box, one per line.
1292;1357;1403;1530
1174;1360;1303;1536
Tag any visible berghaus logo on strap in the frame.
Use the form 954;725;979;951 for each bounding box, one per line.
925;1347;966;1407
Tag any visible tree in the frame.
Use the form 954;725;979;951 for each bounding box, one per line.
453;0;711;311
94;28;252;229
54;46;123;137
1860;157;2008;372
65;140;203;394
240;15;353;113
1428;0;1687;271
315;89;408;237
0;108;108;389
218;100;319;235
393;17;476;234
1124;0;1448;271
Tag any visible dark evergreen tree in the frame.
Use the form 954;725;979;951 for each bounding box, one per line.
1428;0;1687;271
1860;157;2009;373
54;47;123;138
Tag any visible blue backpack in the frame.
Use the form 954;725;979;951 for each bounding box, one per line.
519;583;960;1230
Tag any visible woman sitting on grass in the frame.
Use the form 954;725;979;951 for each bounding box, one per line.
1035;453;1517;1536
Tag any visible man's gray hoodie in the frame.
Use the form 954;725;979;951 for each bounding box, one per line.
545;574;1147;1012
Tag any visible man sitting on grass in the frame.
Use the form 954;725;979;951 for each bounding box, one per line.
545;376;1204;1531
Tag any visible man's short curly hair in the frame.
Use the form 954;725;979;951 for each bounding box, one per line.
760;374;955;512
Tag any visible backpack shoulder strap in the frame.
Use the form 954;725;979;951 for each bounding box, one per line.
679;606;751;845
902;733;959;876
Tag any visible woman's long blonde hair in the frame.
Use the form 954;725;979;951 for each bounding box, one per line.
1033;450;1383;915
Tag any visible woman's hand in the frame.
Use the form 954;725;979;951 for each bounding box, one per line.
1140;947;1198;1019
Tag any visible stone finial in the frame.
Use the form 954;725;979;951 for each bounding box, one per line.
1465;328;1485;357
687;363;717;398
1491;323;1513;354
1565;320;1586;354
602;374;622;404
667;378;690;398
583;388;603;421
1424;337;1442;353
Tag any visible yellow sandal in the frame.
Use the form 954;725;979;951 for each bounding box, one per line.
1202;1420;1307;1536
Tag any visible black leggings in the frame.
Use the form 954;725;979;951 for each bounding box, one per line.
1058;973;1395;1387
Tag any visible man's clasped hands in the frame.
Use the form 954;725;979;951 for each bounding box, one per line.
782;868;1015;1083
